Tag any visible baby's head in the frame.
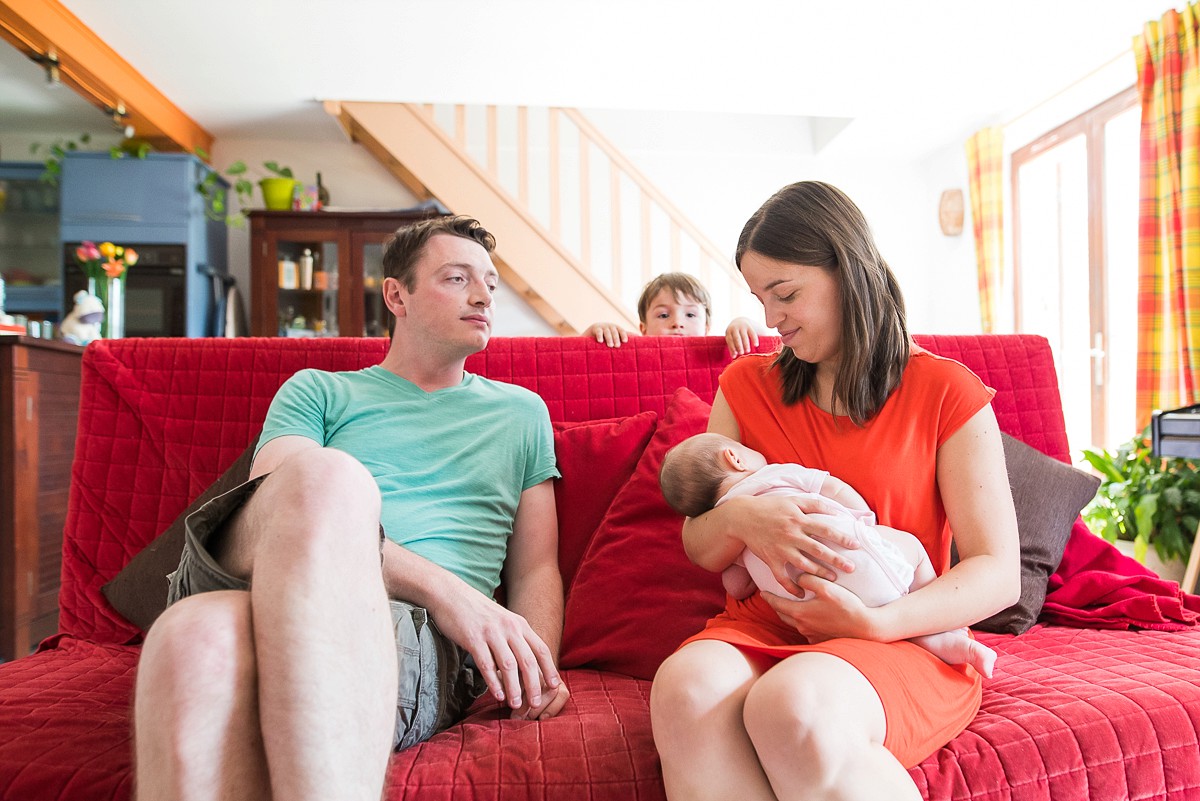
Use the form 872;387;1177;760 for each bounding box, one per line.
659;433;768;518
637;273;712;337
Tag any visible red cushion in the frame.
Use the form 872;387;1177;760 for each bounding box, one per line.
559;387;725;680
553;412;658;591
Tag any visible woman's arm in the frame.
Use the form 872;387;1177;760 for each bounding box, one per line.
764;404;1021;642
681;390;861;590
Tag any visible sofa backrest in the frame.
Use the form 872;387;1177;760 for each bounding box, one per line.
59;333;1066;644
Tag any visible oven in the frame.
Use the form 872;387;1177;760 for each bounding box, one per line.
63;243;188;337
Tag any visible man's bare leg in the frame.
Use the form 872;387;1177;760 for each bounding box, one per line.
135;591;270;801
135;448;398;801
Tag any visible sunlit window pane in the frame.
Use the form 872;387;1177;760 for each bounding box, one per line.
1104;105;1139;446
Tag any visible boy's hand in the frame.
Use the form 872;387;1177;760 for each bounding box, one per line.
725;317;759;357
586;322;630;348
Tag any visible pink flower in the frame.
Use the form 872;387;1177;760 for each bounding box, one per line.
76;241;101;262
123;248;139;267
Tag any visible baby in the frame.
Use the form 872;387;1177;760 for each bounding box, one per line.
659;432;997;678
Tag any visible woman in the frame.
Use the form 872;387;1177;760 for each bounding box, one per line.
649;181;1020;800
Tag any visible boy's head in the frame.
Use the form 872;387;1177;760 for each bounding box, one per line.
637;272;712;337
659;433;768;518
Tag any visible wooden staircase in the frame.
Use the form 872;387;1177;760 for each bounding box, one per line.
326;101;755;335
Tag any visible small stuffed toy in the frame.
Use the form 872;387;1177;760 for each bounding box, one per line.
60;290;105;345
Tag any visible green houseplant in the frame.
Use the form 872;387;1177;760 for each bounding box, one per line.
30;133;151;185
194;149;295;225
1081;425;1200;564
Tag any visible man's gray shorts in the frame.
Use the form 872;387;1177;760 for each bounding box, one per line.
165;475;487;751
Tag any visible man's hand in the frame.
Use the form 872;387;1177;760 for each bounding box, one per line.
433;590;562;712
510;678;571;721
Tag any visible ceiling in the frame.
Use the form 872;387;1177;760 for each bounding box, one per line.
0;0;1175;159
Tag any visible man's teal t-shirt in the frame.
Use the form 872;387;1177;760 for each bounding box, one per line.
255;365;559;596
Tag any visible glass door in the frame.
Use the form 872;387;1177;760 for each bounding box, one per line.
1011;88;1138;457
274;237;339;336
361;241;387;337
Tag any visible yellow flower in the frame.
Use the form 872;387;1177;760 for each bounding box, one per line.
98;241;117;259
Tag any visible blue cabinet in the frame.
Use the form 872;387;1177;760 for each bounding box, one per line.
0;162;61;321
60;152;227;337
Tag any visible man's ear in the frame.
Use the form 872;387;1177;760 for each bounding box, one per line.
383;277;407;319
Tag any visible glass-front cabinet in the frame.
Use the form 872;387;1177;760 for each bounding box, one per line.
249;210;440;337
0;162;62;323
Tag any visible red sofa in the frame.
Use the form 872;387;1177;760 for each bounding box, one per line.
2;334;1200;801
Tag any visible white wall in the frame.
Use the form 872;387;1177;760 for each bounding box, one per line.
584;109;981;335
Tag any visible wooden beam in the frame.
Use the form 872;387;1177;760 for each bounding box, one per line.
0;0;213;154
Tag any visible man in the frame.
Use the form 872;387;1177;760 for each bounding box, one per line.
134;216;569;801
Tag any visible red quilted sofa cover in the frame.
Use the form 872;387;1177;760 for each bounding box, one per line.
2;334;1199;801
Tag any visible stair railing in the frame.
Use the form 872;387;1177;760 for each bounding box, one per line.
416;104;759;330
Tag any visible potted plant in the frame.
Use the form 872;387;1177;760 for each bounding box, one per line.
194;149;296;225
29;133;151;185
1081;425;1200;569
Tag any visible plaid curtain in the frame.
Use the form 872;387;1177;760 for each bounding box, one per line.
966;127;1004;333
1136;5;1200;427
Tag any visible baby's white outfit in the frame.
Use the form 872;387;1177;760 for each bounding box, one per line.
716;463;915;605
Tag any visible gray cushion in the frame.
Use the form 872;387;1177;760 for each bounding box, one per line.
101;441;256;632
969;433;1100;635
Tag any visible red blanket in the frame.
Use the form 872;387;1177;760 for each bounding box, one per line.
1041;520;1200;630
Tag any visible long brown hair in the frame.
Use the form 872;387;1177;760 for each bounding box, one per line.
735;181;909;424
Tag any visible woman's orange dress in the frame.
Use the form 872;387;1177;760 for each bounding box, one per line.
681;346;995;768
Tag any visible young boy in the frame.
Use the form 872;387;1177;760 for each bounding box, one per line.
585;272;762;357
659;432;997;678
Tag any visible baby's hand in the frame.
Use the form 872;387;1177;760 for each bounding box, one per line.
586;322;630;348
725;317;759;357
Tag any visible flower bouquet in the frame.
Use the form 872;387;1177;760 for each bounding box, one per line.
74;240;138;338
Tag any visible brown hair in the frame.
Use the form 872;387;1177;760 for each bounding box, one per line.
637;272;712;325
735;181;909;425
381;215;497;292
659;433;736;518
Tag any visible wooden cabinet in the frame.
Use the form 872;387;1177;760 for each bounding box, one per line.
0;337;83;661
249;210;440;337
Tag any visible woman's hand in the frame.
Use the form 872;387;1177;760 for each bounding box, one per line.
761;575;880;643
728;495;861;593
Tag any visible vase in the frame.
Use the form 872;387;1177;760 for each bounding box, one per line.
259;178;298;211
88;275;125;339
87;276;105;332
105;276;125;339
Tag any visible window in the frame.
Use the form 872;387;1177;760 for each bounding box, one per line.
1011;87;1138;458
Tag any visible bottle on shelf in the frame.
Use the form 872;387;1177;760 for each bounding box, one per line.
316;172;330;209
279;258;298;289
312;251;328;290
299;248;314;290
